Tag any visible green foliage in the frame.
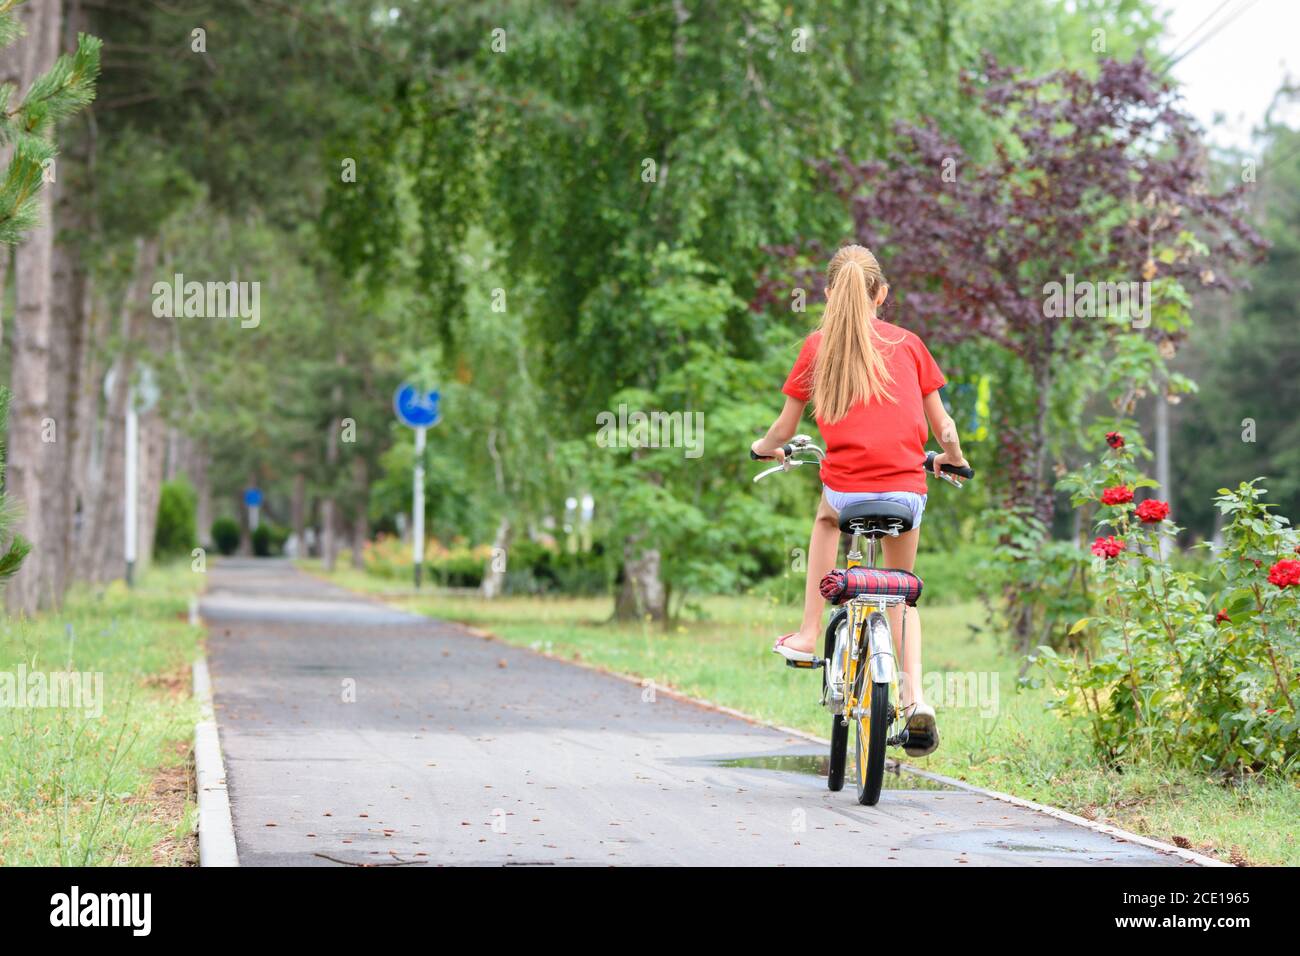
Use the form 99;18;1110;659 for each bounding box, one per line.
77;0;1199;621
251;522;288;558
503;540;611;597
1032;439;1300;774
0;387;28;586
0;29;100;244
1174;118;1300;535
153;479;198;560
210;517;240;557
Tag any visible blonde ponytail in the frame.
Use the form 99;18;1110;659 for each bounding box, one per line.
811;244;899;423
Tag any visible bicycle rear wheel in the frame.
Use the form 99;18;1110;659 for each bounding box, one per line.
854;680;890;806
824;610;848;792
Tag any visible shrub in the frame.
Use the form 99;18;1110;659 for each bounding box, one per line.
1031;433;1299;774
154;478;198;560
251;522;288;557
211;517;240;556
504;539;609;596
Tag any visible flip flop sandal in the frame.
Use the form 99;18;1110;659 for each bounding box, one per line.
772;633;816;664
903;704;940;757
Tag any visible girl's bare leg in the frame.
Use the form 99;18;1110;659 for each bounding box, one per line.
782;495;840;654
881;528;925;711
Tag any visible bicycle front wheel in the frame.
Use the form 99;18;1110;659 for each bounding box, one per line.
854;680;890;806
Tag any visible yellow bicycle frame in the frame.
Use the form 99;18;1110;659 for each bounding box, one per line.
841;548;904;759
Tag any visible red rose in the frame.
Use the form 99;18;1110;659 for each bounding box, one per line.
1101;485;1134;506
1267;559;1300;589
1135;499;1170;524
1105;432;1125;449
1091;536;1126;559
1214;609;1230;624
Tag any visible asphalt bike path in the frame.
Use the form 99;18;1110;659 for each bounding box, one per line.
201;559;1195;867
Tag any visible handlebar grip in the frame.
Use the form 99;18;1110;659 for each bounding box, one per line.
751;443;794;461
925;451;974;479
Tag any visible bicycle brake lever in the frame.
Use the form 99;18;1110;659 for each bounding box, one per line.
752;459;806;483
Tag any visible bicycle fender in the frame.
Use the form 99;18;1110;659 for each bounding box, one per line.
866;611;895;684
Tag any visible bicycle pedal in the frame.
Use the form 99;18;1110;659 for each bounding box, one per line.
888;729;911;748
784;657;824;670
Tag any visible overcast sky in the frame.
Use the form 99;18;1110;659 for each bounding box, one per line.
1155;0;1299;153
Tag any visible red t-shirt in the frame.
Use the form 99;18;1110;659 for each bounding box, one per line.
782;322;946;494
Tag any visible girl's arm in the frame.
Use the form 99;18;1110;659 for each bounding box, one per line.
923;390;968;473
751;396;806;462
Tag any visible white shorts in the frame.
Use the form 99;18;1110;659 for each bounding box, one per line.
822;487;927;528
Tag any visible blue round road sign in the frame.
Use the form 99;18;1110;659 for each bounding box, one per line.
244;488;263;508
393;382;441;429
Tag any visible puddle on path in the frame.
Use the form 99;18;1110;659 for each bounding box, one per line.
714;754;956;791
989;840;1083;854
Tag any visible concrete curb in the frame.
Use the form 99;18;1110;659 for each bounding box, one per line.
309;571;1231;868
193;653;239;867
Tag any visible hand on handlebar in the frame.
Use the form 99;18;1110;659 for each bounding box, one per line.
928;450;972;487
750;439;786;464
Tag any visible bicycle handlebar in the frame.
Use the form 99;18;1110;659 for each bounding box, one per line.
924;451;975;480
750;438;973;486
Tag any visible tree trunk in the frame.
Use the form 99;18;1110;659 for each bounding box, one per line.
238;471;256;555
42;180;81;605
614;534;666;622
87;237;159;584
3;0;64;614
289;464;306;558
320;354;344;572
193;444;213;549
1154;388;1172;558
136;408;166;571
480;516;512;599
349;455;368;570
69;285;106;583
0;2;35;354
319;497;336;570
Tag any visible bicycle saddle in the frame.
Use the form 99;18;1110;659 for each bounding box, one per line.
837;500;913;536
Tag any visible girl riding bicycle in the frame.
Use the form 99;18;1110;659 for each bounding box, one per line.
750;244;967;758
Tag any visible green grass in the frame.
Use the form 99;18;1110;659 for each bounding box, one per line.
0;563;203;866
308;560;1299;866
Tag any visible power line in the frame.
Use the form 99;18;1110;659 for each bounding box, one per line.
1166;0;1265;69
1164;0;1236;62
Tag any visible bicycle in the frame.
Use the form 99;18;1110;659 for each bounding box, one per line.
751;435;973;805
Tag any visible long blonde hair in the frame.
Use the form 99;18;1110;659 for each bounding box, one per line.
811;244;898;423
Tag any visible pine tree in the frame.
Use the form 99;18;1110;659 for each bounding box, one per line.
0;1;100;607
0;388;32;584
0;6;99;243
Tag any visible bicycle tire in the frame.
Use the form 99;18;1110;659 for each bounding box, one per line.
824;610;849;792
854;680;890;806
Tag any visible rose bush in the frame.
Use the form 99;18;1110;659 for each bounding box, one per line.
1033;435;1299;774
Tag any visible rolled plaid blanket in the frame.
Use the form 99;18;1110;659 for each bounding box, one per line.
819;567;924;607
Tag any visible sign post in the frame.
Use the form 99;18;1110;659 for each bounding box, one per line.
412;426;426;588
124;401;138;586
393;383;441;589
108;364;158;587
244;488;264;535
